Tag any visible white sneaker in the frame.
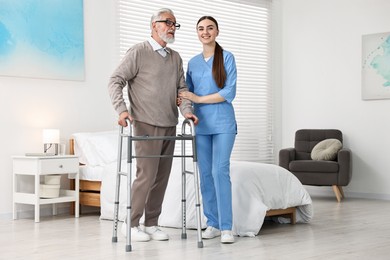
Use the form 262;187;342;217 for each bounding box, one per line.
121;223;150;242
221;230;234;244
202;226;221;239
144;226;169;241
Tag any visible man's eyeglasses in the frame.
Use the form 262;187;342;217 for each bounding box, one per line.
155;20;181;29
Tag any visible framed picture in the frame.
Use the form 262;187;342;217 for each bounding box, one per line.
0;0;85;81
361;31;390;100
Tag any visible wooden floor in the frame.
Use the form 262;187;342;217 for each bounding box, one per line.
2;195;390;260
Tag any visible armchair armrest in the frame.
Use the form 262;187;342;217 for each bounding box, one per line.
279;148;296;170
337;148;352;186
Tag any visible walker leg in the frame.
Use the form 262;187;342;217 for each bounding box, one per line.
181;173;187;239
189;124;203;248
112;173;121;242
193;161;203;248
182;119;203;248
112;128;124;243
126;244;132;252
181;145;187;239
125;136;133;251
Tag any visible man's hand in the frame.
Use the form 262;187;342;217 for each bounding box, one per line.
176;97;182;106
118;111;133;127
184;112;199;125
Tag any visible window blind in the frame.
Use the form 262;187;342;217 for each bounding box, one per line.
115;0;274;163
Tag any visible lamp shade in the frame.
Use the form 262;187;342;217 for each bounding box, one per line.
42;129;60;144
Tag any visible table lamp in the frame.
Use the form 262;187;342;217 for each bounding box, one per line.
43;129;60;155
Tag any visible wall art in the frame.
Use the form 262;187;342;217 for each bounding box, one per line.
0;0;85;81
362;31;390;100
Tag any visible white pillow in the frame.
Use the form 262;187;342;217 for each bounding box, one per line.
311;139;342;161
72;131;124;166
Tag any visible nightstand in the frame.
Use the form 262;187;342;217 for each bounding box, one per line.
12;155;79;222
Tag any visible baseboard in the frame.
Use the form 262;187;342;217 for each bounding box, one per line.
0;204;99;221
304;186;390;201
0;212;13;220
0;205;71;221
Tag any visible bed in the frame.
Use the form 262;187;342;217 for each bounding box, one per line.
70;130;313;236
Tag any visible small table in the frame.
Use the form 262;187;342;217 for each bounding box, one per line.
12;155;79;222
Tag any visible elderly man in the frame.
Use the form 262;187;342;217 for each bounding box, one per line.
108;8;198;242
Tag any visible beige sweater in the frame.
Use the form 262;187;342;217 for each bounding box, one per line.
108;41;193;127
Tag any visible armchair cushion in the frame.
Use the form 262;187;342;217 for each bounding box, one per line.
311;138;342;161
290;160;339;172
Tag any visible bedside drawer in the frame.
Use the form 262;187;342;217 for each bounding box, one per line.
39;158;78;174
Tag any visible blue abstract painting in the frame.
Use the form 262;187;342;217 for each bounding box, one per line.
0;0;84;80
362;32;390;100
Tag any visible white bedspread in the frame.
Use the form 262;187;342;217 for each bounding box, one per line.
230;161;313;236
99;159;313;237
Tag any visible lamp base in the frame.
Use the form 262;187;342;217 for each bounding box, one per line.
44;143;59;155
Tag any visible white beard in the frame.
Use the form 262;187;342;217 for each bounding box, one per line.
159;31;175;44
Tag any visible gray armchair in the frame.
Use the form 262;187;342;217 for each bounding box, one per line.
279;129;352;202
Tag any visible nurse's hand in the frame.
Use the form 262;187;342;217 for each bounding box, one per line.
179;91;199;103
180;91;225;104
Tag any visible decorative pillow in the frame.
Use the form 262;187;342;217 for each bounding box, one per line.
311;139;342;161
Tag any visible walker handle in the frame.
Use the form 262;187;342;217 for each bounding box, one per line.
182;118;196;136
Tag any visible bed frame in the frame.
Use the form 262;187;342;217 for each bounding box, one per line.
70;139;101;214
69;138;296;224
266;207;296;224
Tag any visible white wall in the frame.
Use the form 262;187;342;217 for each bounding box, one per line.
281;0;390;199
3;0;390;219
0;0;118;218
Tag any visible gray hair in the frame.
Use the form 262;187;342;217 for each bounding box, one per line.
150;8;175;30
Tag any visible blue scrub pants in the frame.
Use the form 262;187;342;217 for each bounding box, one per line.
196;133;236;231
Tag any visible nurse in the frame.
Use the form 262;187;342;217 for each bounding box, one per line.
179;15;237;244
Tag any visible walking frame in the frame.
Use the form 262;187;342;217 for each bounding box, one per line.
111;119;204;252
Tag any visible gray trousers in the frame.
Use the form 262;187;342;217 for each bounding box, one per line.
130;121;176;227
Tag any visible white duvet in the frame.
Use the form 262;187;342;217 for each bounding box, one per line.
100;159;313;237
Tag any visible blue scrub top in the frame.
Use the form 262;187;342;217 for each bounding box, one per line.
186;50;237;135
